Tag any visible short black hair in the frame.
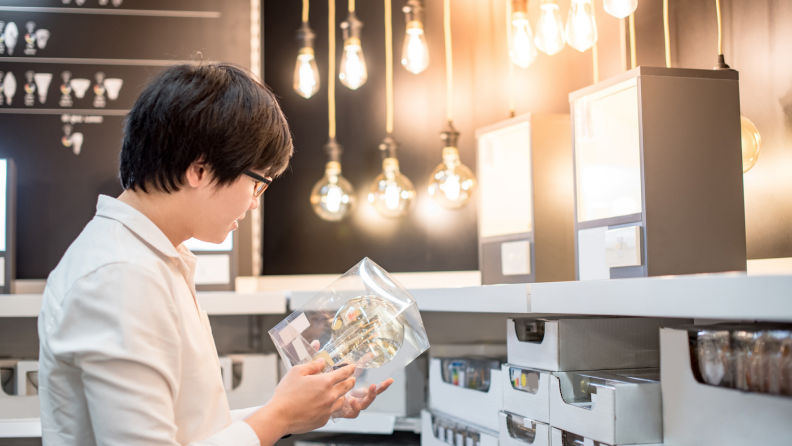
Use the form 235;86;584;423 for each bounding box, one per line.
120;63;293;193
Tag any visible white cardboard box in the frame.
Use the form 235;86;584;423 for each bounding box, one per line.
429;358;503;432
661;327;792;446
0;360;39;419
220;354;278;410
421;410;498;446
499;411;549;446
501;364;550;424
367;357;427;416
549;427;664;446
548;370;662;445
506;317;685;371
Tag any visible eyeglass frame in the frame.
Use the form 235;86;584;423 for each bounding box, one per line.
244;170;273;197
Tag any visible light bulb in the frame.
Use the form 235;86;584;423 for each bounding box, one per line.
603;0;638;19
401;0;429;74
368;157;416;218
293;22;320;99
740;115;761;173
565;0;597;52
534;0;566;55
428;125;476;209
311;161;356;221
509;1;538;68
339;12;367;90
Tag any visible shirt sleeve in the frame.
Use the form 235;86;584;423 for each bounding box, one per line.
51;263;260;446
230;406;263;422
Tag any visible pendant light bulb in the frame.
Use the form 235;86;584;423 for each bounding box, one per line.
293;21;320;98
368;138;415;217
339;11;368;89
740;115;761;173
604;0;638;19
428;124;476;209
401;0;430;74
565;0;597;52
509;0;538;68
534;0;566;56
311;157;356;221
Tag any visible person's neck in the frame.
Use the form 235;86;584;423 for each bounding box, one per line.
117;188;192;248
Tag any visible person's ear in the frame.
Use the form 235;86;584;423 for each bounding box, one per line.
185;159;209;188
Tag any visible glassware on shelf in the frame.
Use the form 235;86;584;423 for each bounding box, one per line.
696;329;732;388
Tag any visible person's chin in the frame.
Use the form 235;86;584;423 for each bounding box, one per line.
231;221;239;231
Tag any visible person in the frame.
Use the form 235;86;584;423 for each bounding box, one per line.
37;63;393;446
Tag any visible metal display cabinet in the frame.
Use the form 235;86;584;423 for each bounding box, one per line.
476;113;575;285
0;159;15;294
569;67;746;280
183;233;238;291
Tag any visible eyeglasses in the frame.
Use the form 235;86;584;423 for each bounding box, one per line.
244;170;273;197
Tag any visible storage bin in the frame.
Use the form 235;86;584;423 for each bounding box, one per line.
507;317;683;371
500;364;550;424
220;354;279;410
549;427;664;446
421;409;498;446
367;356;427;416
0;359;39;419
548;369;662;445
429;357;503;431
661;326;792;445
498;411;549;446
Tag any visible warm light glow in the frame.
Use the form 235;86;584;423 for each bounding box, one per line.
565;0;597;52
340;40;368;89
428;148;476;209
311;162;356;221
294;51;320;98
535;0;566;55
510;13;537;68
740;115;761;173
402;23;429;74
604;0;638;19
369;158;415;218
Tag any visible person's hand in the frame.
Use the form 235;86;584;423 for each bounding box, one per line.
244;357;357;443
339;378;394;419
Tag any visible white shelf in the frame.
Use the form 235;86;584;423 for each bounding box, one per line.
0;418;41;438
531;273;792;322
314;413;420;434
0;291;287;317
410;284;531;313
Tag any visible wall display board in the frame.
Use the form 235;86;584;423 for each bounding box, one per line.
0;0;260;286
570;66;747;280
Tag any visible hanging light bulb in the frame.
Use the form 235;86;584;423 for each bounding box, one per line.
739;116;761;173
401;0;430;74
368;137;415;217
428;123;476;209
509;0;538;68
565;0;597;52
293;21;320;98
311;141;356;221
339;4;368;90
604;0;638;19
534;0;566;56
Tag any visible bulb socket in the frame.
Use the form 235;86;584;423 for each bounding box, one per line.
341;10;364;42
439;121;460;149
403;0;425;25
379;135;399;159
325;161;342;176
713;54;734;71
406;20;424;32
382;157;400;173
511;0;528;15
540;0;558;7
296;21;316;50
324;138;343;163
344;36;362;49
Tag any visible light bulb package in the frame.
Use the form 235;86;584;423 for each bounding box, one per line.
269;257;430;416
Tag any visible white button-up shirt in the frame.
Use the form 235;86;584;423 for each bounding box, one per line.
38;195;261;446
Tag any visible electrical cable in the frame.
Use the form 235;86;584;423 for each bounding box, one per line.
629;12;636;68
663;0;671;67
328;0;336;139
303;0;309;23
444;0;453;123
506;0;515;117
385;0;394;133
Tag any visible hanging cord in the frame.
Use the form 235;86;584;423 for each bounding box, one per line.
592;4;598;83
303;0;309;22
663;0;671;67
349;0;355;13
444;0;453;123
619;18;627;71
385;0;394;133
328;0;336;139
629;13;636;68
506;0;515;117
716;0;722;55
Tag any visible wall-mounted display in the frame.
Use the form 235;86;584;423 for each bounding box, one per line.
183;233;238;292
570;67;746;280
476;113;574;285
0;160;16;294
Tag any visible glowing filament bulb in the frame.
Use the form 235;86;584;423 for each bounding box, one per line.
535;0;566;55
565;0;597;52
604;0;638;19
510;11;537;68
340;38;368;89
311;161;356;221
369;157;415;218
402;23;430;74
294;50;320;98
428;147;476;209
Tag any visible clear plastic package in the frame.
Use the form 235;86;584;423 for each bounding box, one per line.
440;357;502;392
269;258;430;416
696;329;732;388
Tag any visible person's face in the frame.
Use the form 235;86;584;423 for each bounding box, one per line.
187;164;264;244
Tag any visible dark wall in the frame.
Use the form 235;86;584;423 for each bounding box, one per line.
263;0;792;275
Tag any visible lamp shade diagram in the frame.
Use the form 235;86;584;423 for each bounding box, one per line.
34;73;53;104
3;72;16;105
4;22;18;55
35;29;50;49
103;78;123;100
69;79;91;99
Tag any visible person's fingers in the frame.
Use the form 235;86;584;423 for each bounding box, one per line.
356;384;378;410
330;395;347;413
344;398;362;418
331;376;356;399
299;357;326;376
311;340;320;351
325;363;356;385
376;378;395;394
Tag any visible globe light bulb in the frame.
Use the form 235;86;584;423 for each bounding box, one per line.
428;125;476;209
565;0;597;52
534;0;566;56
509;0;538;68
740;115;761;173
401;0;429;74
368;157;416;218
311;161;356;221
294;22;320;99
603;0;638;19
339;12;368;90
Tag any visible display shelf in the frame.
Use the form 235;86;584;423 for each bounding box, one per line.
410;284;531;313
0;291;287;317
0;418;41;438
313;413;421;434
531;273;792;322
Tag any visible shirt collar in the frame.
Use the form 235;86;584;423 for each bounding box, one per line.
95;195;194;262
